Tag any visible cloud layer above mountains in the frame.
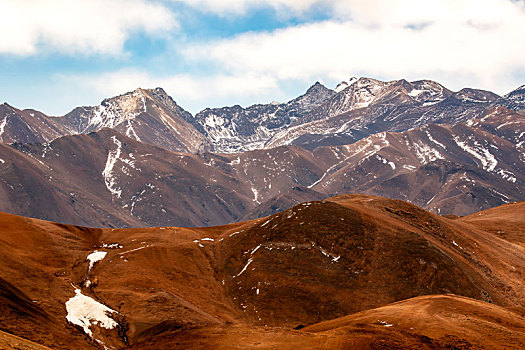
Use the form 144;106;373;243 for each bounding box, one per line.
1;0;524;114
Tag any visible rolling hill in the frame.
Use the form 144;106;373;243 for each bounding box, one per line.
1;196;524;349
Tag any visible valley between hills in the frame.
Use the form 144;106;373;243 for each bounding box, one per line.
1;77;525;349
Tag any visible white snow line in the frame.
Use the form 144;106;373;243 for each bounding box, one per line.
118;245;150;255
251;245;262;255
125;120;141;141
425;129;446;149
260;218;272;227
101;243;122;249
235;257;253;278
0;117;7;141
453;136;497;172
452;240;463;250
251;187;260;203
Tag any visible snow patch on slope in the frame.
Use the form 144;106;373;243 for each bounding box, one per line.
453;136;497;172
65;288;118;338
102;136;123;198
335;77;358;93
414;142;444;163
0;117;7;140
125;120;141;141
86;251;107;272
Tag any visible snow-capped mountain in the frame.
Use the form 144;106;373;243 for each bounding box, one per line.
193;82;335;153
57;88;209;153
0;77;524;227
1;104;523;227
265;78;501;149
1;77;523;156
492;84;525;111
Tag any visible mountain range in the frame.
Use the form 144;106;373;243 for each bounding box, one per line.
2;77;524;154
0;77;524;227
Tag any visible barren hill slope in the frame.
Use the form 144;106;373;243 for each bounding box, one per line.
457;201;525;248
137;295;525;349
1;196;524;349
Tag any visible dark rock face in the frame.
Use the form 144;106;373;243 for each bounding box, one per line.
492;84;525;111
193;81;335;152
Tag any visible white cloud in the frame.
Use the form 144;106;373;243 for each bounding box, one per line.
173;0;321;15
181;0;525;94
0;0;177;55
19;0;525;115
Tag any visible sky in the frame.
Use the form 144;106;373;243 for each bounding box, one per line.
1;0;524;116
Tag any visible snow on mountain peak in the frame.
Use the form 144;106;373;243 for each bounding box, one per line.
335;77;358;93
505;84;525;98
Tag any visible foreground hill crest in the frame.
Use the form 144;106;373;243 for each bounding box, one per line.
1;196;525;349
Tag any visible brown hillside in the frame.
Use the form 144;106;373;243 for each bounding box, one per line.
133;295;525;349
0;195;524;349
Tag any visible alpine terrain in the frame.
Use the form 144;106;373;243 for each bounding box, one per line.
0;77;524;227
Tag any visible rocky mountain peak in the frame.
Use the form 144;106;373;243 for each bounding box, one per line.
353;77;386;88
489;84;525;112
305;81;328;93
143;87;194;122
299;82;335;106
0;102;15;111
403;79;452;104
142;87;171;105
505;84;525;101
291;82;335;109
54;87;207;153
147;86;168;96
452;88;500;103
334;77;391;109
